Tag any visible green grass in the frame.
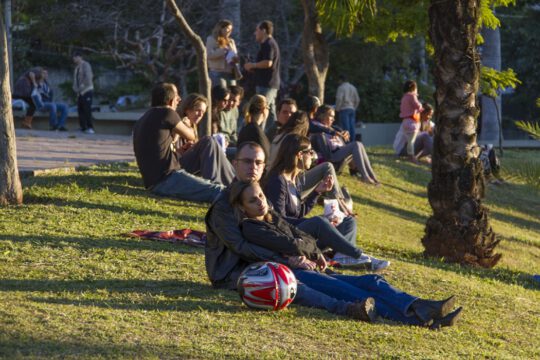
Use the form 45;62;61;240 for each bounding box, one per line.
1;149;539;359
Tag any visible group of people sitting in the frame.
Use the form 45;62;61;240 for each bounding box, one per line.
132;82;463;329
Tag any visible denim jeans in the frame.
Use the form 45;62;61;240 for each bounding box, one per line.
296;216;361;259
41;102;68;128
255;86;278;134
209;71;236;88
338;108;356;142
151;169;224;203
292;270;421;324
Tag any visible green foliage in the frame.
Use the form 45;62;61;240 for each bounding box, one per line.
480;67;521;98
515;120;540;140
316;0;376;37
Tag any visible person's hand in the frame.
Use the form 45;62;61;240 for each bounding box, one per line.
315;175;334;194
315;254;327;272
244;63;255;72
288;256;316;270
341;131;350;142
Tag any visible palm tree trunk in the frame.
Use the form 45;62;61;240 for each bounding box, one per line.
422;0;501;268
0;6;23;205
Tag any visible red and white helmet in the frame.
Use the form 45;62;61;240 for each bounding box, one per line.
237;262;297;311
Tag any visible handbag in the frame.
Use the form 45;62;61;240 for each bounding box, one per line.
232;63;243;81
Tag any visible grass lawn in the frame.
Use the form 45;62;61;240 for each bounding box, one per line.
1;148;539;359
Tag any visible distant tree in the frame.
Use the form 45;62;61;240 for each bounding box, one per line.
166;0;211;136
0;6;23;205
300;0;329;102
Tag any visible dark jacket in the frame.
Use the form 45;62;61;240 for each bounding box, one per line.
264;173;320;221
237;122;270;160
205;188;286;290
240;211;322;260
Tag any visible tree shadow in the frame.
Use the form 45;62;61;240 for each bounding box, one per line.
490;210;540;233
0;233;203;254
352;194;427;225
381;182;427;200
374;245;540;291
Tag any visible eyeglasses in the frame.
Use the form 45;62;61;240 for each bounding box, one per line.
237;158;265;167
301;149;315;155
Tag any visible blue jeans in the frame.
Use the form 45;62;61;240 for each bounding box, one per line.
255;86;278;134
293;270;421;324
209;71;236;88
296;216;361;259
41;102;68;128
338;108;356;142
151;169;224;203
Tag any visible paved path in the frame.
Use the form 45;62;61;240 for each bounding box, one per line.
15;129;134;176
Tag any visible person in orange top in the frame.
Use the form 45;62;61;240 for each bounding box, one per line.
395;80;423;163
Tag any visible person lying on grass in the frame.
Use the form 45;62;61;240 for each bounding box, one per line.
227;179;463;329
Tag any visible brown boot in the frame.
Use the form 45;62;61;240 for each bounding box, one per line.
21;116;33;129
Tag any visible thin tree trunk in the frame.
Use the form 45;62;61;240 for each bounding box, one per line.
300;0;329;103
422;0;501;268
479;27;502;145
166;0;211;136
0;6;22;205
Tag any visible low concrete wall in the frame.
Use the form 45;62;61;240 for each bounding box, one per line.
357;123;401;146
14;111;143;135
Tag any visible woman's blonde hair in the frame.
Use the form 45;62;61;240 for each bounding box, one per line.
212;19;233;47
243;95;267;124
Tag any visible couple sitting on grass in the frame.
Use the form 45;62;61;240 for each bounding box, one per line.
205;141;463;329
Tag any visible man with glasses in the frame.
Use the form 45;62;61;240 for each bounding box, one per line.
133;82;224;203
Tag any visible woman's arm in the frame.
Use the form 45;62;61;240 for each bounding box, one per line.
264;175;289;217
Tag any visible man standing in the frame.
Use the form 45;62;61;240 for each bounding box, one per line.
72;51;95;134
335;74;360;142
244;20;280;135
133;83;224;203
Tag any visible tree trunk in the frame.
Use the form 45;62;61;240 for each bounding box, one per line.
300;0;329;103
479;26;502;144
220;0;241;40
0;6;22;205
422;0;501;268
166;0;211;136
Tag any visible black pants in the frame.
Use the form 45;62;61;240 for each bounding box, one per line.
77;91;94;130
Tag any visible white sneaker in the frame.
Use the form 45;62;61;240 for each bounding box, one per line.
332;253;372;268
84;128;95;134
370;258;391;271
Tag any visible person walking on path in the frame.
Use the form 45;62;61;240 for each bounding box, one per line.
244;20;280;135
72;51;95;134
335;75;360;142
393;80;423;163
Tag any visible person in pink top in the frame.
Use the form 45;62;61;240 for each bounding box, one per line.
394;80;423;163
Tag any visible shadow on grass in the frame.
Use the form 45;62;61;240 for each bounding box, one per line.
378;245;540;291
23;194;208;221
0;233;203;254
490;210;540;233
352;194;427;225
0;337;174;359
381;182;427;200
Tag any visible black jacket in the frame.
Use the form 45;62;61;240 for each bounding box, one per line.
204;189;286;290
240;211;322;261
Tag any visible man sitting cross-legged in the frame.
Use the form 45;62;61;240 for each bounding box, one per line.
133;82;224;203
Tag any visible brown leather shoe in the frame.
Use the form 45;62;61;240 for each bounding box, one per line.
21;116;33;129
346;297;377;322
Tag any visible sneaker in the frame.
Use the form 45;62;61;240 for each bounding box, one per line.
370;258;391;271
58;126;68;132
84;128;95;134
346;298;377;322
331;253;372;269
